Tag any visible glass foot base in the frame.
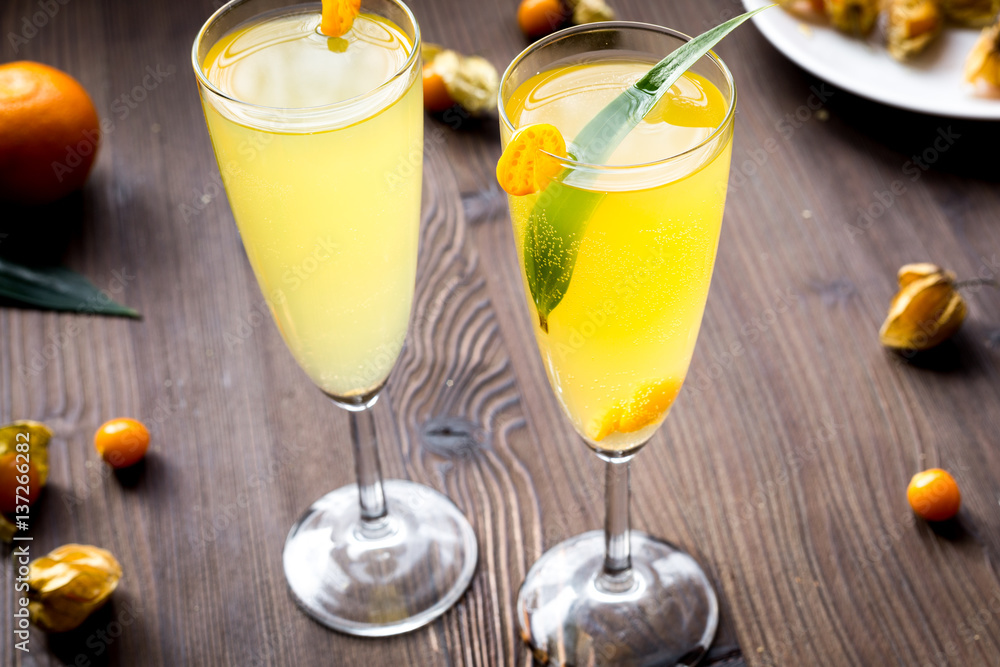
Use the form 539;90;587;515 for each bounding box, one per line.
517;530;718;666
283;479;478;636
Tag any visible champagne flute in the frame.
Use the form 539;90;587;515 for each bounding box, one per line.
499;22;736;664
193;0;477;636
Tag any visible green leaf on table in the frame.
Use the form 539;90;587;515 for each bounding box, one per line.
523;5;773;331
0;257;140;318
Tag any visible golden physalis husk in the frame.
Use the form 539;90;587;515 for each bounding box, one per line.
965;19;1000;86
824;0;879;34
28;544;123;632
879;263;967;351
888;0;944;60
1;420;52;543
422;43;499;116
941;0;1000;27
0;420;52;485
0;514;16;543
568;0;616;24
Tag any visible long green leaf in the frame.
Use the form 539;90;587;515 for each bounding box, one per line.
523;5;772;331
0;258;140;318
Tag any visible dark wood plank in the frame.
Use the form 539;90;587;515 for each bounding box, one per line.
2;0;1000;665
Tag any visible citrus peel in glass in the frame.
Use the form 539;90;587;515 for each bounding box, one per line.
319;0;361;38
588;378;683;442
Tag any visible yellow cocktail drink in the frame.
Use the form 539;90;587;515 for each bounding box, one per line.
200;11;421;398
503;61;732;453
194;0;478;637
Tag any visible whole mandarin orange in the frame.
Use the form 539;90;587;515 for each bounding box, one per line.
0;61;100;205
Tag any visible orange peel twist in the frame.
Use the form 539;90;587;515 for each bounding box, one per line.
320;0;361;38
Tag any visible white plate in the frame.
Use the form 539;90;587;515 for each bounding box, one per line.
741;0;1000;119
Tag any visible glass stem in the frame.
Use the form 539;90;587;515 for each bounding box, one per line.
344;399;388;532
600;456;635;592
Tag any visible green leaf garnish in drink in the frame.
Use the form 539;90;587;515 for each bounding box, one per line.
518;6;772;332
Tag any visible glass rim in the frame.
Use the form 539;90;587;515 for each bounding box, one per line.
191;0;421;114
497;21;737;172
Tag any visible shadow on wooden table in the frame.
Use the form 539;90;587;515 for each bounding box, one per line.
0;190;88;265
883;331;987;376
41;593;146;667
822;85;1000;183
925;515;971;543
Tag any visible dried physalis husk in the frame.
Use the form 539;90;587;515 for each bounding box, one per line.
423;43;499;116
0;420;52;485
941;0;1000;27
568;0;616;24
824;0;880;34
965;19;1000;86
0;514;16;543
888;0;944;60
0;421;52;544
879;263;967;351
28;544;123;632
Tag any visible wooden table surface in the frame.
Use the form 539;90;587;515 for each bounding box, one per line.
3;0;1000;664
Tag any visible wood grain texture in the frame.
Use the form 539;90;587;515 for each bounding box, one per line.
2;0;999;665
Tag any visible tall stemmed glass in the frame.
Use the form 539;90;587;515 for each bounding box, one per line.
499;23;736;665
193;0;476;636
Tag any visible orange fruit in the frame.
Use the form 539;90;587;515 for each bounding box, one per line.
907;468;961;522
496;123;567;196
320;0;361;37
95;418;150;469
588;378;683;442
518;0;566;38
422;64;454;113
0;61;100;205
0;452;42;513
